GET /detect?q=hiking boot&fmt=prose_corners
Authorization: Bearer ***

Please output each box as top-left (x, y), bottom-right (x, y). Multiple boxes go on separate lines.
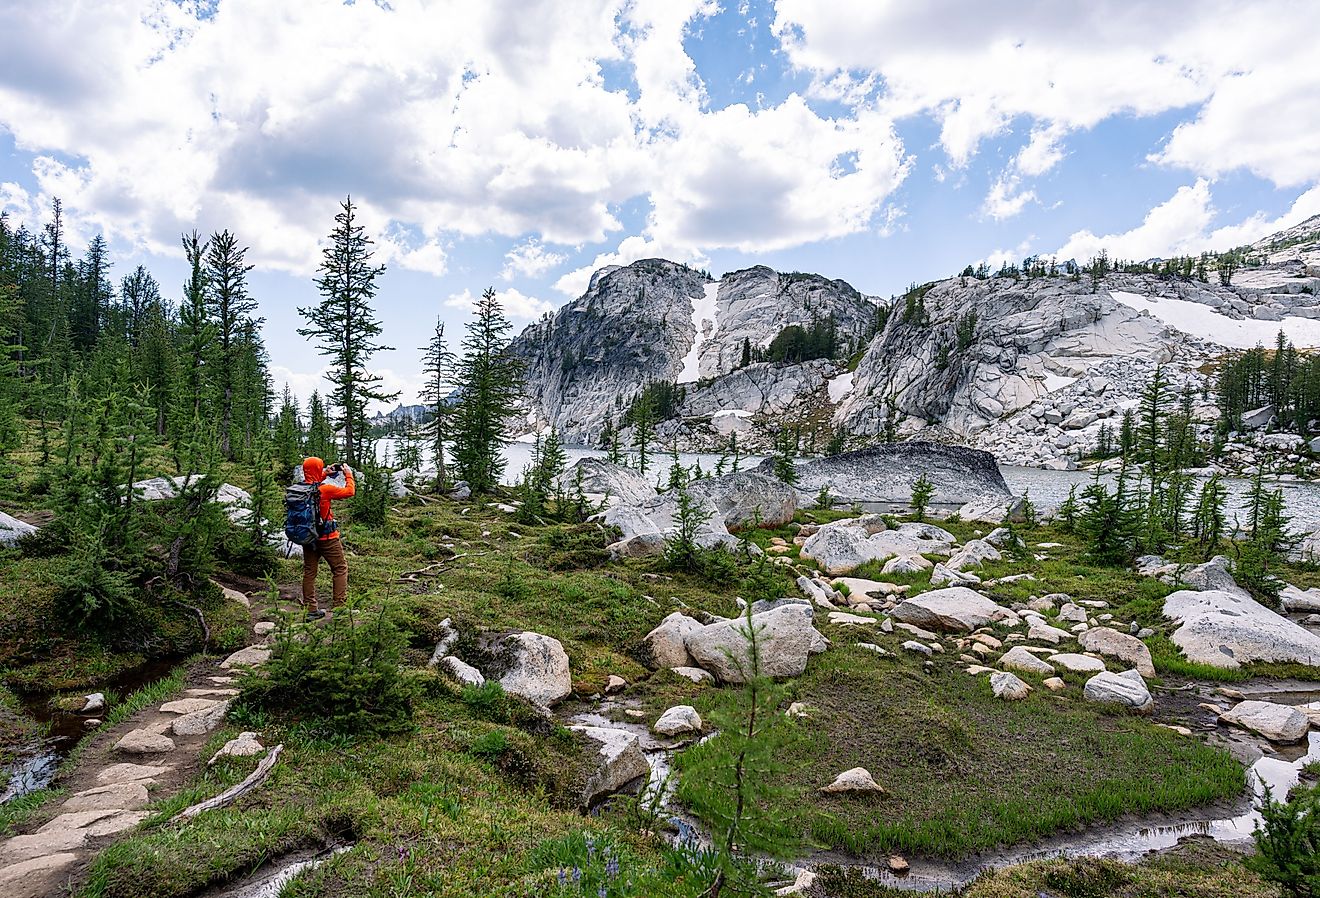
top-left (305, 610), bottom-right (326, 622)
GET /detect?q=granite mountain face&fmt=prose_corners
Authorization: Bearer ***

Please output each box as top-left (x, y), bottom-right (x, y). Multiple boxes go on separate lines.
top-left (512, 216), bottom-right (1320, 464)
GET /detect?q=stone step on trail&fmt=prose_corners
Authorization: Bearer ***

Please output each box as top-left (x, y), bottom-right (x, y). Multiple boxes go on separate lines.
top-left (96, 763), bottom-right (170, 786)
top-left (0, 852), bottom-right (82, 898)
top-left (60, 782), bottom-right (150, 813)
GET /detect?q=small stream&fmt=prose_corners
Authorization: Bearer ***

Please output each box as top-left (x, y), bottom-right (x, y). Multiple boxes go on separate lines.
top-left (565, 687), bottom-right (1320, 893)
top-left (0, 656), bottom-right (181, 803)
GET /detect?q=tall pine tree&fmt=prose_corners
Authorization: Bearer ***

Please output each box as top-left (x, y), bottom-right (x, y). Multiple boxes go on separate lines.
top-left (451, 288), bottom-right (523, 493)
top-left (298, 196), bottom-right (396, 466)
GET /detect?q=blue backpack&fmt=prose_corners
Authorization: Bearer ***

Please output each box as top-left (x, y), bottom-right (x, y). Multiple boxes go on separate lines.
top-left (283, 483), bottom-right (322, 546)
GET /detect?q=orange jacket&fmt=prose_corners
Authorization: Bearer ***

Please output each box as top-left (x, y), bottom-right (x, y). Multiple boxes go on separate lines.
top-left (302, 457), bottom-right (356, 540)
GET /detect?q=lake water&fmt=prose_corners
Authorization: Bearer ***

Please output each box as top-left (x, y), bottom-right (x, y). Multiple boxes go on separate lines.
top-left (379, 440), bottom-right (1320, 536)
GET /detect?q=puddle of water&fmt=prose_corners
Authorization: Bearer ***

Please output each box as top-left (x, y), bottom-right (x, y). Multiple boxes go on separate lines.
top-left (0, 656), bottom-right (183, 803)
top-left (216, 845), bottom-right (352, 898)
top-left (568, 689), bottom-right (1320, 893)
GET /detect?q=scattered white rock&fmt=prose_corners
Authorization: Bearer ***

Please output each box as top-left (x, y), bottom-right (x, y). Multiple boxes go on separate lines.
top-left (571, 726), bottom-right (650, 806)
top-left (498, 631), bottom-right (573, 707)
top-left (653, 705), bottom-right (702, 737)
top-left (1220, 700), bottom-right (1309, 743)
top-left (641, 612), bottom-right (703, 669)
top-left (820, 767), bottom-right (884, 793)
top-left (209, 732), bottom-right (264, 764)
top-left (1049, 653), bottom-right (1107, 675)
top-left (1078, 627), bottom-right (1155, 677)
top-left (990, 671), bottom-right (1031, 701)
top-left (999, 646), bottom-right (1054, 676)
top-left (1163, 589), bottom-right (1320, 669)
top-left (670, 666), bottom-right (715, 685)
top-left (1082, 670), bottom-right (1153, 713)
top-left (891, 587), bottom-right (1009, 633)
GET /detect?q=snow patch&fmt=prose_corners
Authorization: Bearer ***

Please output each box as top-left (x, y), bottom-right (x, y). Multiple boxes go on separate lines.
top-left (1110, 291), bottom-right (1320, 349)
top-left (712, 409), bottom-right (753, 419)
top-left (677, 282), bottom-right (720, 384)
top-left (1042, 373), bottom-right (1076, 393)
top-left (828, 371), bottom-right (855, 403)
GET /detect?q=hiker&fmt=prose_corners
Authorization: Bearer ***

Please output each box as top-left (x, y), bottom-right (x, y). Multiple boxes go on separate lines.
top-left (296, 456), bottom-right (355, 620)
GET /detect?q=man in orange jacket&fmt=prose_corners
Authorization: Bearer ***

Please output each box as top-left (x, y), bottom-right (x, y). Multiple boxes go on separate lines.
top-left (300, 456), bottom-right (355, 620)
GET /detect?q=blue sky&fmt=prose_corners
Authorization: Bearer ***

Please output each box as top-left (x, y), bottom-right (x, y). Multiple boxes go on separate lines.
top-left (1, 0), bottom-right (1318, 406)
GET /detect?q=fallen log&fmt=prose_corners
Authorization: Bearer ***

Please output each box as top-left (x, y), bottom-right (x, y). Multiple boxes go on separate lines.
top-left (170, 744), bottom-right (283, 824)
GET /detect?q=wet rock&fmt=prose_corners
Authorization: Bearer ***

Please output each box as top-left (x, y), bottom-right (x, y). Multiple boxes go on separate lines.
top-left (82, 692), bottom-right (105, 714)
top-left (1078, 626), bottom-right (1155, 677)
top-left (888, 856), bottom-right (910, 874)
top-left (999, 646), bottom-right (1054, 676)
top-left (685, 605), bottom-right (816, 683)
top-left (991, 671), bottom-right (1031, 701)
top-left (498, 631), bottom-right (573, 707)
top-left (653, 705), bottom-right (702, 736)
top-left (1163, 589), bottom-right (1320, 669)
top-left (891, 587), bottom-right (1010, 633)
top-left (1082, 670), bottom-right (1153, 713)
top-left (114, 729), bottom-right (175, 755)
top-left (820, 767), bottom-right (884, 793)
top-left (1220, 700), bottom-right (1309, 743)
top-left (641, 612), bottom-right (703, 669)
top-left (571, 725), bottom-right (649, 806)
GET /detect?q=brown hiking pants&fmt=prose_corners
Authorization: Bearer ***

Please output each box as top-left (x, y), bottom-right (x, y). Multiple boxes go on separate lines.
top-left (302, 536), bottom-right (348, 611)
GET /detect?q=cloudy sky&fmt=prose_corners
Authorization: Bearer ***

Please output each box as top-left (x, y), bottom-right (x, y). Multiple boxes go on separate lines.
top-left (3, 0), bottom-right (1319, 407)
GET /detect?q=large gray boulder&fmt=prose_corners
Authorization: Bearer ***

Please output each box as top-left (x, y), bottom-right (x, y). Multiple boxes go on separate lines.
top-left (600, 492), bottom-right (744, 559)
top-left (498, 631), bottom-right (572, 706)
top-left (891, 587), bottom-right (1011, 633)
top-left (1281, 584), bottom-right (1320, 614)
top-left (685, 470), bottom-right (798, 528)
top-left (1078, 627), bottom-right (1155, 677)
top-left (560, 458), bottom-right (657, 508)
top-left (570, 725), bottom-right (650, 806)
top-left (800, 516), bottom-right (950, 576)
top-left (1083, 670), bottom-right (1154, 713)
top-left (0, 511), bottom-right (37, 548)
top-left (1220, 700), bottom-right (1309, 743)
top-left (1163, 589), bottom-right (1320, 669)
top-left (684, 605), bottom-right (817, 683)
top-left (639, 612), bottom-right (703, 669)
top-left (767, 443), bottom-right (1011, 506)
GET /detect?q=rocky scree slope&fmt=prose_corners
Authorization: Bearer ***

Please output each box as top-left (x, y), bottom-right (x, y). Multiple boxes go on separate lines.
top-left (511, 260), bottom-right (878, 444)
top-left (839, 221), bottom-right (1320, 467)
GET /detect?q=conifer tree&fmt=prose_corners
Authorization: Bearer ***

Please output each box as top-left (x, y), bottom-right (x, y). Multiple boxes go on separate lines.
top-left (177, 230), bottom-right (212, 425)
top-left (419, 317), bottom-right (455, 491)
top-left (305, 390), bottom-right (335, 461)
top-left (273, 385), bottom-right (303, 476)
top-left (205, 229), bottom-right (258, 458)
top-left (298, 196), bottom-right (397, 467)
top-left (451, 287), bottom-right (523, 493)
